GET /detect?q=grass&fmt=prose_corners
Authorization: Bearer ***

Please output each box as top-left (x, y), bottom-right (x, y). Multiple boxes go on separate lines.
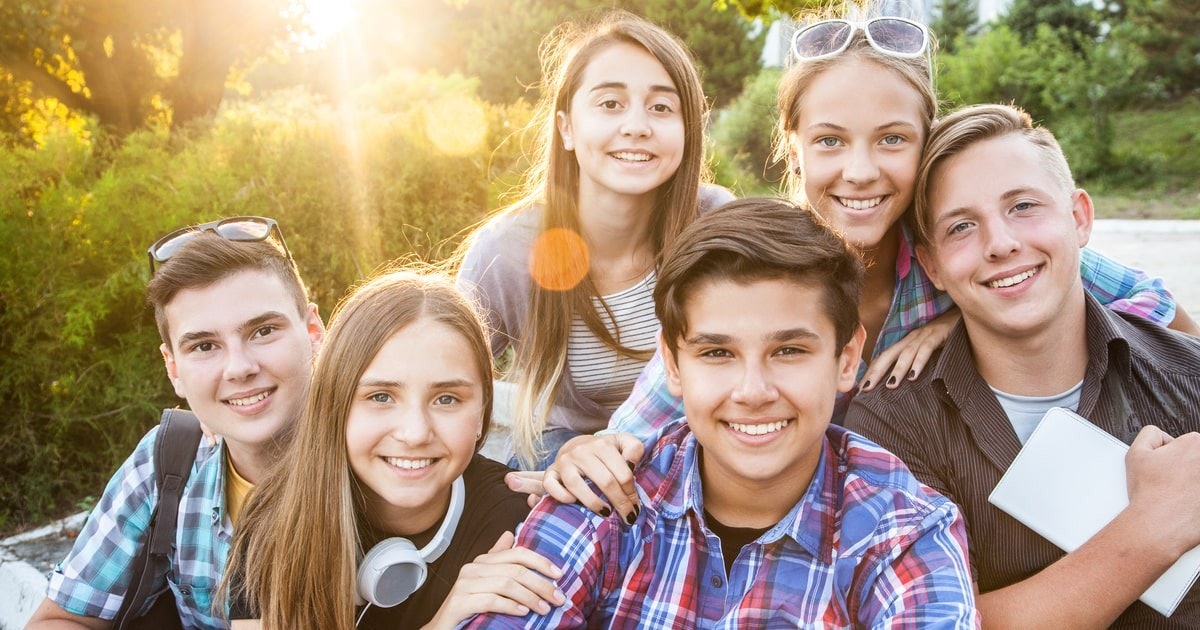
top-left (1089, 95), bottom-right (1200, 219)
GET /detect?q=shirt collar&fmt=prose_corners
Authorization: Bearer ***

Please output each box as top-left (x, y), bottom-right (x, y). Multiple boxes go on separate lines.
top-left (648, 422), bottom-right (837, 558)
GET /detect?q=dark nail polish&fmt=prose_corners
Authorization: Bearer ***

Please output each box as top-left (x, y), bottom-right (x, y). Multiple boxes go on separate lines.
top-left (632, 504), bottom-right (641, 519)
top-left (907, 370), bottom-right (916, 380)
top-left (599, 506), bottom-right (612, 518)
top-left (627, 460), bottom-right (636, 472)
top-left (861, 380), bottom-right (872, 390)
top-left (886, 375), bottom-right (897, 386)
top-left (626, 510), bottom-right (637, 525)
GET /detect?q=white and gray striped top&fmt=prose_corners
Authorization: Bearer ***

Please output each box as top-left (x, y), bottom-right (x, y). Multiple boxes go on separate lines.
top-left (567, 272), bottom-right (659, 414)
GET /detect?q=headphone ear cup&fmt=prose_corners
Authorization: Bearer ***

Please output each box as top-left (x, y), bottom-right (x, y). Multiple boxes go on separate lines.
top-left (357, 537), bottom-right (427, 608)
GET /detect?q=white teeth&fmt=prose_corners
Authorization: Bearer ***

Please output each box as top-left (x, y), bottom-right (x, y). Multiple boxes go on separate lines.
top-left (727, 420), bottom-right (790, 436)
top-left (988, 267), bottom-right (1039, 289)
top-left (837, 196), bottom-right (884, 210)
top-left (385, 457), bottom-right (432, 470)
top-left (613, 151), bottom-right (651, 162)
top-left (227, 391), bottom-right (269, 406)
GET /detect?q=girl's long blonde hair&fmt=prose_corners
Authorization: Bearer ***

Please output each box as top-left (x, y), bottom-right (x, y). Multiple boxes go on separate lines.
top-left (487, 11), bottom-right (710, 468)
top-left (221, 269), bottom-right (494, 629)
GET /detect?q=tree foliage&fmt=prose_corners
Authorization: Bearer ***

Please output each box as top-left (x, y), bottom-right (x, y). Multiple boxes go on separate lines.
top-left (0, 0), bottom-right (294, 140)
top-left (1113, 0), bottom-right (1200, 98)
top-left (931, 0), bottom-right (979, 53)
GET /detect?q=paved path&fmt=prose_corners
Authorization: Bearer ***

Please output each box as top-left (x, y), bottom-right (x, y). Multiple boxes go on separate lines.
top-left (1089, 220), bottom-right (1200, 314)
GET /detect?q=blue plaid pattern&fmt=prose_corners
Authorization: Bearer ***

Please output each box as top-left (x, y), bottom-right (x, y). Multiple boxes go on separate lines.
top-left (47, 425), bottom-right (233, 629)
top-left (468, 421), bottom-right (978, 628)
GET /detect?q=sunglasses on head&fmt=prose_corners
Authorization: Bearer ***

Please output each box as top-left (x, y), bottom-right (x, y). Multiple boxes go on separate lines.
top-left (147, 216), bottom-right (291, 276)
top-left (791, 17), bottom-right (929, 62)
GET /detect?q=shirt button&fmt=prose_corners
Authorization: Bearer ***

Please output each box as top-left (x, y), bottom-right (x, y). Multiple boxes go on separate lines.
top-left (710, 575), bottom-right (723, 588)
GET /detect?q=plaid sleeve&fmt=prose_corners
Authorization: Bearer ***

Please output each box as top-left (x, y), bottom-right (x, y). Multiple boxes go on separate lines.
top-left (854, 498), bottom-right (979, 629)
top-left (46, 427), bottom-right (160, 620)
top-left (464, 498), bottom-right (615, 629)
top-left (1079, 246), bottom-right (1176, 326)
top-left (605, 347), bottom-right (684, 443)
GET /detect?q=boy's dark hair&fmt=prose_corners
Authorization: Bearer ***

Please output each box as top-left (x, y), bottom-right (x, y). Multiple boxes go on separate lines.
top-left (655, 197), bottom-right (863, 357)
top-left (146, 233), bottom-right (310, 348)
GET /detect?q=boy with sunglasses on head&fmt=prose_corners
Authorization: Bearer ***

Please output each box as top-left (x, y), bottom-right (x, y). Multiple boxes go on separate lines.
top-left (846, 104), bottom-right (1200, 627)
top-left (468, 199), bottom-right (979, 628)
top-left (28, 218), bottom-right (324, 629)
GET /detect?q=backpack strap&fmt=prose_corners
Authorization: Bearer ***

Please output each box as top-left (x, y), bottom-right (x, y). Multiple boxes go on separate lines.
top-left (112, 408), bottom-right (204, 628)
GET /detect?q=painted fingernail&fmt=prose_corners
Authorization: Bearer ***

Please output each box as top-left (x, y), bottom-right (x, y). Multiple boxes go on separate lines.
top-left (626, 510), bottom-right (637, 524)
top-left (599, 506), bottom-right (612, 518)
top-left (907, 370), bottom-right (916, 380)
top-left (633, 504), bottom-right (641, 519)
top-left (886, 375), bottom-right (897, 386)
top-left (627, 460), bottom-right (636, 472)
top-left (861, 380), bottom-right (872, 390)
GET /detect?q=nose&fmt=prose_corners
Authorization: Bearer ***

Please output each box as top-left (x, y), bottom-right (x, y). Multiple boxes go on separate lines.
top-left (390, 405), bottom-right (434, 446)
top-left (982, 218), bottom-right (1021, 260)
top-left (730, 359), bottom-right (778, 408)
top-left (842, 145), bottom-right (880, 185)
top-left (620, 107), bottom-right (651, 138)
top-left (222, 341), bottom-right (260, 381)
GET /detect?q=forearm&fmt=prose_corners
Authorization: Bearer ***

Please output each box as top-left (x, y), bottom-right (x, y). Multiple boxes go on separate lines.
top-left (977, 507), bottom-right (1180, 629)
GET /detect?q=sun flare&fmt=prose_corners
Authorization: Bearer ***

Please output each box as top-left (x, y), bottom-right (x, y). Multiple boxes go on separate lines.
top-left (298, 0), bottom-right (359, 46)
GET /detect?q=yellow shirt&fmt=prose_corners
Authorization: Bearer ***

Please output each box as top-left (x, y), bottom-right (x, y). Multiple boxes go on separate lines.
top-left (224, 450), bottom-right (255, 526)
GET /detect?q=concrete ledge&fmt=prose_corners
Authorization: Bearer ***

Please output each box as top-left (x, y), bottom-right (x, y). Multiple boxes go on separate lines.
top-left (0, 512), bottom-right (86, 629)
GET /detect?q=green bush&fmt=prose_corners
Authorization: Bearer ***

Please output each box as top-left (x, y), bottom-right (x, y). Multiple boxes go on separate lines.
top-left (0, 70), bottom-right (532, 533)
top-left (709, 67), bottom-right (784, 196)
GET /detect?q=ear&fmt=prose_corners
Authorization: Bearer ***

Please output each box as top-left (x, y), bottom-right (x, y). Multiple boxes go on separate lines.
top-left (1070, 188), bottom-right (1094, 249)
top-left (556, 111), bottom-right (574, 152)
top-left (161, 342), bottom-right (186, 398)
top-left (303, 303), bottom-right (326, 358)
top-left (837, 325), bottom-right (867, 394)
top-left (786, 133), bottom-right (801, 176)
top-left (915, 242), bottom-right (945, 292)
top-left (659, 332), bottom-right (684, 398)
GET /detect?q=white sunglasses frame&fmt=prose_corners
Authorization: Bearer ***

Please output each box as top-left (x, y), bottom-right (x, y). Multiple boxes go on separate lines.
top-left (790, 17), bottom-right (930, 62)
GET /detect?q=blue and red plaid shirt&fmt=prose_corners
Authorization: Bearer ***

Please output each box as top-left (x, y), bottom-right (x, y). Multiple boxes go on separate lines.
top-left (468, 421), bottom-right (979, 629)
top-left (609, 225), bottom-right (1175, 439)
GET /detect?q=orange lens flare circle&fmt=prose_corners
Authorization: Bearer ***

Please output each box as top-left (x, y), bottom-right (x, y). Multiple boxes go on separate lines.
top-left (529, 228), bottom-right (590, 292)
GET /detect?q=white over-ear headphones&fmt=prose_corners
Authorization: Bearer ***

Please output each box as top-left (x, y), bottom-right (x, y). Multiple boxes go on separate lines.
top-left (356, 475), bottom-right (466, 608)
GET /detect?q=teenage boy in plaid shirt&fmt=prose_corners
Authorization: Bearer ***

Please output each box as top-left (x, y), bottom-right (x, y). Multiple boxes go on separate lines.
top-left (469, 198), bottom-right (978, 628)
top-left (28, 219), bottom-right (323, 629)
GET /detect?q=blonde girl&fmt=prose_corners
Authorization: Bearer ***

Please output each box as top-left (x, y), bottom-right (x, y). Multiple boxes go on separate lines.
top-left (457, 10), bottom-right (733, 470)
top-left (225, 271), bottom-right (560, 629)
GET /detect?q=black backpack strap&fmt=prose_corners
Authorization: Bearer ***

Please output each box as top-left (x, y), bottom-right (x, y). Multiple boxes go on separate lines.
top-left (112, 408), bottom-right (204, 628)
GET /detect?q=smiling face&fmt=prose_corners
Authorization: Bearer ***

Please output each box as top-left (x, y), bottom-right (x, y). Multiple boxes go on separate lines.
top-left (917, 133), bottom-right (1092, 343)
top-left (162, 269), bottom-right (322, 460)
top-left (790, 57), bottom-right (926, 251)
top-left (663, 277), bottom-right (863, 517)
top-left (556, 41), bottom-right (685, 207)
top-left (344, 316), bottom-right (485, 536)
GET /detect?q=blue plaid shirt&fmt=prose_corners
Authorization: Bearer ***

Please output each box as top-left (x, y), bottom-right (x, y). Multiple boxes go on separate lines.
top-left (468, 421), bottom-right (978, 628)
top-left (610, 226), bottom-right (1176, 440)
top-left (47, 425), bottom-right (233, 629)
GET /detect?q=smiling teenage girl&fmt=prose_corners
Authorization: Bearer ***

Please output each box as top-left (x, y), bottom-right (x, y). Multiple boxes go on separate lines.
top-left (224, 271), bottom-right (560, 629)
top-left (457, 11), bottom-right (732, 470)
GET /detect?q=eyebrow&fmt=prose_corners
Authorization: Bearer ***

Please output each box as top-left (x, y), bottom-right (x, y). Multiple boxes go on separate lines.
top-left (356, 378), bottom-right (476, 390)
top-left (174, 311), bottom-right (290, 348)
top-left (805, 121), bottom-right (919, 134)
top-left (589, 81), bottom-right (679, 95)
top-left (684, 328), bottom-right (820, 346)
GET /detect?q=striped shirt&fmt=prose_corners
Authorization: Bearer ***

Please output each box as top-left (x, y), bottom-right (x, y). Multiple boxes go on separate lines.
top-left (845, 293), bottom-right (1200, 627)
top-left (467, 421), bottom-right (980, 629)
top-left (568, 272), bottom-right (658, 413)
top-left (608, 225), bottom-right (1176, 441)
top-left (47, 426), bottom-right (232, 628)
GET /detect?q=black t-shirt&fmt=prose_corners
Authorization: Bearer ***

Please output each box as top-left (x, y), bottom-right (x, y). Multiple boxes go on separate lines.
top-left (230, 454), bottom-right (530, 628)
